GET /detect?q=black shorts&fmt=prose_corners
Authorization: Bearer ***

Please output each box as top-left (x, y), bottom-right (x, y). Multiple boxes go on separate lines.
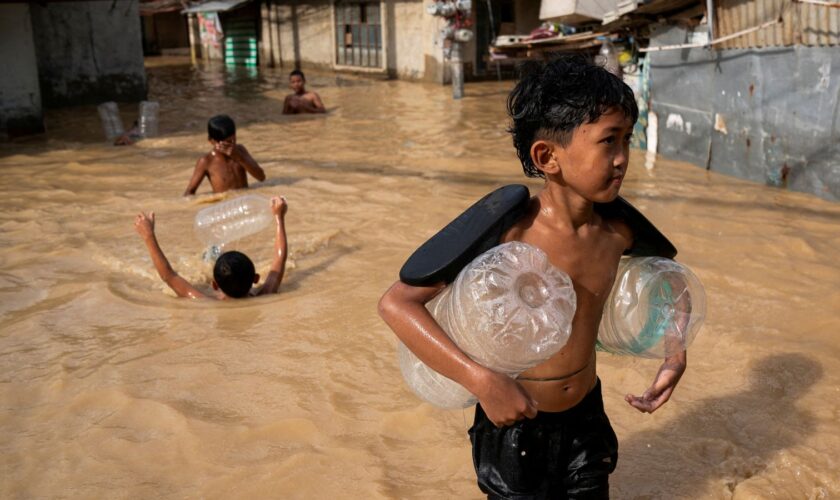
top-left (468, 380), bottom-right (618, 499)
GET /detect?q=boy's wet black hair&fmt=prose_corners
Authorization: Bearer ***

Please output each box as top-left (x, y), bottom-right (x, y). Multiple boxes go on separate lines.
top-left (213, 250), bottom-right (255, 298)
top-left (207, 114), bottom-right (236, 142)
top-left (289, 69), bottom-right (305, 81)
top-left (507, 55), bottom-right (639, 178)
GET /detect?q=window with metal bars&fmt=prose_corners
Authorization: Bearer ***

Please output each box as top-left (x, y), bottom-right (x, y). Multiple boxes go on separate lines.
top-left (335, 1), bottom-right (382, 68)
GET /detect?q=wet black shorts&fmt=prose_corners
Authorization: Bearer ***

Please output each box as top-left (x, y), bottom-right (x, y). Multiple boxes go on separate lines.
top-left (468, 380), bottom-right (618, 499)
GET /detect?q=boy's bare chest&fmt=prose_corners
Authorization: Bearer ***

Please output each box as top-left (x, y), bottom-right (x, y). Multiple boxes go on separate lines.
top-left (504, 223), bottom-right (624, 301)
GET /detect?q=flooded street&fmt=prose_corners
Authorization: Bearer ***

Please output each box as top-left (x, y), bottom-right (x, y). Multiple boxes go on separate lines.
top-left (1, 58), bottom-right (839, 498)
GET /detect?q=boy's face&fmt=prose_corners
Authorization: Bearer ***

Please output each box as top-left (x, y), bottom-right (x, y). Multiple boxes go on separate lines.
top-left (546, 108), bottom-right (634, 203)
top-left (290, 75), bottom-right (305, 94)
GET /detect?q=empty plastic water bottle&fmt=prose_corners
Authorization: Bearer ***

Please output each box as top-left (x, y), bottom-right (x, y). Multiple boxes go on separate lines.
top-left (97, 102), bottom-right (125, 141)
top-left (194, 194), bottom-right (273, 248)
top-left (596, 38), bottom-right (622, 77)
top-left (597, 257), bottom-right (706, 358)
top-left (398, 241), bottom-right (577, 409)
top-left (138, 101), bottom-right (159, 137)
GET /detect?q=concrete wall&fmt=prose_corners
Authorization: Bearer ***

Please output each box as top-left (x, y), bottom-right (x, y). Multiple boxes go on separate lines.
top-left (0, 4), bottom-right (44, 138)
top-left (261, 0), bottom-right (449, 82)
top-left (30, 1), bottom-right (147, 106)
top-left (649, 25), bottom-right (840, 201)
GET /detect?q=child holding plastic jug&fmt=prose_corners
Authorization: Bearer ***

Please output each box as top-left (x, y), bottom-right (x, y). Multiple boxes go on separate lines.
top-left (134, 196), bottom-right (288, 299)
top-left (183, 115), bottom-right (266, 196)
top-left (379, 56), bottom-right (689, 498)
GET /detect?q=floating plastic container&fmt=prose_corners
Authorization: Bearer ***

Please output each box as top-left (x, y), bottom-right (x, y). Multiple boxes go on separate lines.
top-left (138, 101), bottom-right (160, 137)
top-left (194, 194), bottom-right (273, 248)
top-left (597, 257), bottom-right (706, 358)
top-left (97, 101), bottom-right (125, 141)
top-left (399, 241), bottom-right (577, 409)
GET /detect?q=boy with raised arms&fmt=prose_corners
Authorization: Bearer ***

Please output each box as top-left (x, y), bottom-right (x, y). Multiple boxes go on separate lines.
top-left (184, 114), bottom-right (266, 196)
top-left (134, 196), bottom-right (288, 299)
top-left (378, 56), bottom-right (687, 497)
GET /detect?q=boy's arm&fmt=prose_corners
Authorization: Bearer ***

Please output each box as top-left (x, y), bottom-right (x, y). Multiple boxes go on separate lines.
top-left (134, 212), bottom-right (206, 299)
top-left (183, 157), bottom-right (208, 196)
top-left (623, 225), bottom-right (689, 413)
top-left (308, 92), bottom-right (326, 113)
top-left (231, 144), bottom-right (266, 182)
top-left (379, 281), bottom-right (538, 427)
top-left (256, 197), bottom-right (288, 295)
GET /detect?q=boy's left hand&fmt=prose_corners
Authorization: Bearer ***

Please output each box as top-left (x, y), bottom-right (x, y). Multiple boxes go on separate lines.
top-left (625, 351), bottom-right (686, 413)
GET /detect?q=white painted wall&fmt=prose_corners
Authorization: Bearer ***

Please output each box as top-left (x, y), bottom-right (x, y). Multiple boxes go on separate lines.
top-left (264, 0), bottom-right (451, 82)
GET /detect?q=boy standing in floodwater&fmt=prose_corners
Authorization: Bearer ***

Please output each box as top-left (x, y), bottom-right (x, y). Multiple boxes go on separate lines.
top-left (379, 56), bottom-right (687, 498)
top-left (134, 196), bottom-right (289, 299)
top-left (282, 70), bottom-right (326, 114)
top-left (183, 115), bottom-right (266, 196)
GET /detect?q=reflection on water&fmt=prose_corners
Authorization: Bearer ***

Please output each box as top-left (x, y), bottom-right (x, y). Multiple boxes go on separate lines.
top-left (1, 58), bottom-right (839, 498)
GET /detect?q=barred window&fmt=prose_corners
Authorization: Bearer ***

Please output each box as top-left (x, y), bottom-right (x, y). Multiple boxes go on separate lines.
top-left (335, 1), bottom-right (382, 68)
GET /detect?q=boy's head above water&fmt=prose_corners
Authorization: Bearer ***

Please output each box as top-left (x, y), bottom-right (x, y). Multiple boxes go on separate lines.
top-left (289, 69), bottom-right (306, 94)
top-left (208, 114), bottom-right (236, 144)
top-left (507, 55), bottom-right (638, 194)
top-left (213, 250), bottom-right (259, 298)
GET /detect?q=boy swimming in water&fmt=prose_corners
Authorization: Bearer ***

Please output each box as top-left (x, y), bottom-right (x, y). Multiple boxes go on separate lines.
top-left (282, 70), bottom-right (326, 114)
top-left (378, 56), bottom-right (687, 498)
top-left (183, 115), bottom-right (266, 196)
top-left (134, 196), bottom-right (289, 299)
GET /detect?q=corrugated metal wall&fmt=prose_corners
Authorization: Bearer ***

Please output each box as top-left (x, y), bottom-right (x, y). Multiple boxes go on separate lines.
top-left (715, 0), bottom-right (840, 48)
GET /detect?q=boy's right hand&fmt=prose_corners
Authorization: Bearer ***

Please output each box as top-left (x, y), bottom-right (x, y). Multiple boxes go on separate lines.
top-left (270, 196), bottom-right (288, 218)
top-left (134, 212), bottom-right (156, 239)
top-left (474, 369), bottom-right (539, 427)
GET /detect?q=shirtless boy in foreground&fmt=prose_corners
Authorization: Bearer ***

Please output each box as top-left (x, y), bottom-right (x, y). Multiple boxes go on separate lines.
top-left (282, 70), bottom-right (325, 114)
top-left (183, 114), bottom-right (266, 196)
top-left (134, 196), bottom-right (288, 299)
top-left (378, 56), bottom-right (687, 498)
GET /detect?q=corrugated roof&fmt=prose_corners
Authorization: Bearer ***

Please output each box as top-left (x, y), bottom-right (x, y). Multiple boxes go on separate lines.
top-left (715, 0), bottom-right (840, 47)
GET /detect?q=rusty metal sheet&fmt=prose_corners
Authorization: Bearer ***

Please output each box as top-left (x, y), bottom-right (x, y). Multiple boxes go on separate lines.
top-left (715, 0), bottom-right (840, 47)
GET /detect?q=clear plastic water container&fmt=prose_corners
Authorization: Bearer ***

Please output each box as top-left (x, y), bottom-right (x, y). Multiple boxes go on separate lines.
top-left (399, 241), bottom-right (577, 409)
top-left (194, 194), bottom-right (273, 248)
top-left (597, 257), bottom-right (706, 358)
top-left (138, 101), bottom-right (160, 137)
top-left (97, 101), bottom-right (125, 141)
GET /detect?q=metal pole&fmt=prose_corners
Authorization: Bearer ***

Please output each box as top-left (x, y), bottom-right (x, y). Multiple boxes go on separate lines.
top-left (451, 41), bottom-right (464, 99)
top-left (705, 0), bottom-right (715, 45)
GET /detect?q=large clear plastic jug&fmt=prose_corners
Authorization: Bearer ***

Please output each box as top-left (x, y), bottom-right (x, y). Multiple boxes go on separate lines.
top-left (398, 241), bottom-right (577, 409)
top-left (194, 194), bottom-right (273, 248)
top-left (138, 101), bottom-right (159, 137)
top-left (97, 102), bottom-right (125, 141)
top-left (597, 257), bottom-right (706, 358)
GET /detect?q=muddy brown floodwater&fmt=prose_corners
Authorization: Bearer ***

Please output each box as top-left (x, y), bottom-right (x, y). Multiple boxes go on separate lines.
top-left (1, 57), bottom-right (839, 499)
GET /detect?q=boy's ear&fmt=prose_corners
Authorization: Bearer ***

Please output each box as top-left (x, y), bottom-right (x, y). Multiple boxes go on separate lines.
top-left (530, 140), bottom-right (561, 176)
top-left (212, 280), bottom-right (219, 290)
top-left (253, 273), bottom-right (260, 284)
